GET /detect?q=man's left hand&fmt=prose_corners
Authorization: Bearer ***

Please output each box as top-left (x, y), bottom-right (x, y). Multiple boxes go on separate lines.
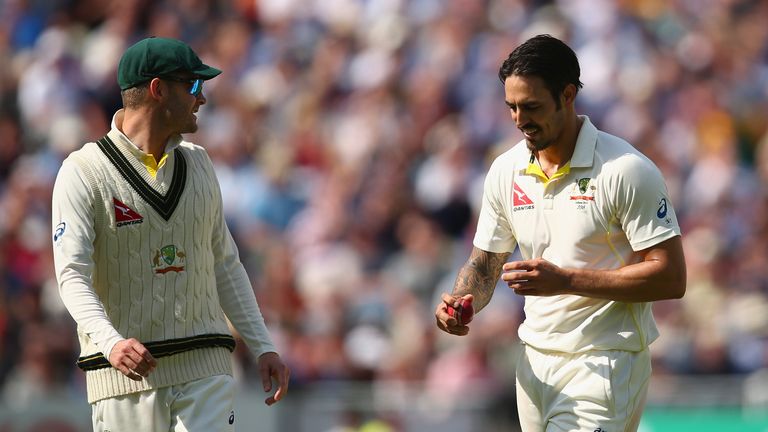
top-left (502, 258), bottom-right (570, 296)
top-left (258, 352), bottom-right (290, 406)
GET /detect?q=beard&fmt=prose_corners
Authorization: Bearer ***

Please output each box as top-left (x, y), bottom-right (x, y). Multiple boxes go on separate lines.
top-left (522, 126), bottom-right (551, 152)
top-left (181, 120), bottom-right (198, 134)
top-left (173, 111), bottom-right (199, 135)
top-left (525, 137), bottom-right (551, 152)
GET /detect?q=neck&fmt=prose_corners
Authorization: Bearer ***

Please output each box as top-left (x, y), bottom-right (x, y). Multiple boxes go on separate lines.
top-left (535, 113), bottom-right (583, 175)
top-left (118, 108), bottom-right (173, 162)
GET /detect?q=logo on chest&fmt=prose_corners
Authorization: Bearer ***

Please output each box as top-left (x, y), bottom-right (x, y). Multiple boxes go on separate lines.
top-left (512, 183), bottom-right (535, 212)
top-left (114, 198), bottom-right (144, 227)
top-left (152, 244), bottom-right (186, 274)
top-left (570, 178), bottom-right (596, 205)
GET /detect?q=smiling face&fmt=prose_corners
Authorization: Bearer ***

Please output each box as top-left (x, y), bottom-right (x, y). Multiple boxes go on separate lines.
top-left (504, 74), bottom-right (571, 152)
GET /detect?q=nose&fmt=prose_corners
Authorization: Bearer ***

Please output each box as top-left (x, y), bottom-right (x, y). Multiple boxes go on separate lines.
top-left (196, 92), bottom-right (206, 105)
top-left (514, 109), bottom-right (528, 129)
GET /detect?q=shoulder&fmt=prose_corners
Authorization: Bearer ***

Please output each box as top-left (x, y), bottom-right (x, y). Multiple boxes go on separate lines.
top-left (595, 131), bottom-right (661, 182)
top-left (58, 142), bottom-right (103, 174)
top-left (488, 139), bottom-right (528, 175)
top-left (53, 143), bottom-right (105, 200)
top-left (64, 141), bottom-right (100, 161)
top-left (177, 140), bottom-right (207, 156)
top-left (176, 140), bottom-right (220, 186)
top-left (176, 140), bottom-right (214, 166)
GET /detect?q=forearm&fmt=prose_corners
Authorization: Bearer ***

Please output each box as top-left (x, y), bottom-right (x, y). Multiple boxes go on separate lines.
top-left (569, 235), bottom-right (686, 302)
top-left (58, 272), bottom-right (124, 356)
top-left (452, 248), bottom-right (510, 313)
top-left (217, 266), bottom-right (277, 358)
top-left (567, 259), bottom-right (685, 302)
top-left (214, 231), bottom-right (276, 357)
top-left (504, 236), bottom-right (686, 302)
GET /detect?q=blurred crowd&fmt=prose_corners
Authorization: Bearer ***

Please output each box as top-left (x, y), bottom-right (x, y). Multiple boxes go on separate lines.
top-left (1, 0), bottom-right (768, 427)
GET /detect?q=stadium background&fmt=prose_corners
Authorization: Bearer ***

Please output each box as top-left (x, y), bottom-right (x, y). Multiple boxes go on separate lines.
top-left (1, 0), bottom-right (768, 430)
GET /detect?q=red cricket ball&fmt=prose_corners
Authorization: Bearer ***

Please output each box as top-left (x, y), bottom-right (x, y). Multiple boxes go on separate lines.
top-left (447, 297), bottom-right (474, 326)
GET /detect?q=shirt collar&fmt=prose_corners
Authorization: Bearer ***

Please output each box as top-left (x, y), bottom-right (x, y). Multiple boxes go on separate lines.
top-left (522, 115), bottom-right (597, 169)
top-left (525, 154), bottom-right (571, 184)
top-left (569, 115), bottom-right (597, 168)
top-left (521, 115), bottom-right (596, 183)
top-left (106, 109), bottom-right (182, 159)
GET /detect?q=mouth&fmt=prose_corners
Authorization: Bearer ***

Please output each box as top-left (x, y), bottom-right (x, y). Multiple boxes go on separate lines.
top-left (521, 127), bottom-right (539, 140)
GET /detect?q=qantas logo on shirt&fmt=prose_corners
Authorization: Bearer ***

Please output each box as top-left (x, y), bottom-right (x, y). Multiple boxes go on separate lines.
top-left (114, 198), bottom-right (144, 227)
top-left (512, 183), bottom-right (534, 211)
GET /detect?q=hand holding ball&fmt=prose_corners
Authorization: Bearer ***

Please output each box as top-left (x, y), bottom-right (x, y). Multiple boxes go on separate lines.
top-left (447, 297), bottom-right (474, 326)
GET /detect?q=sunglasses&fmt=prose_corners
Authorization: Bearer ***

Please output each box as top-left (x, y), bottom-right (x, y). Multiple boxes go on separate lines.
top-left (160, 76), bottom-right (204, 97)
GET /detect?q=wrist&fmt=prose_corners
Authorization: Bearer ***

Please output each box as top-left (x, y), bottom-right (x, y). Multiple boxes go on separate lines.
top-left (102, 336), bottom-right (126, 362)
top-left (562, 268), bottom-right (576, 295)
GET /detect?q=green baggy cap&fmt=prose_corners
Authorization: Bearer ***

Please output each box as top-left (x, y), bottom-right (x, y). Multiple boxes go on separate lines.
top-left (117, 37), bottom-right (222, 90)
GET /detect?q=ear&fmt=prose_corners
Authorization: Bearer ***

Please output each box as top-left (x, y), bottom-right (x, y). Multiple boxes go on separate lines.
top-left (562, 83), bottom-right (577, 106)
top-left (147, 78), bottom-right (165, 101)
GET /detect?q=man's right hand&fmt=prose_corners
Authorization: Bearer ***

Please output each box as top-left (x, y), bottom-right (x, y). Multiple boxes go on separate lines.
top-left (434, 293), bottom-right (474, 336)
top-left (109, 338), bottom-right (157, 381)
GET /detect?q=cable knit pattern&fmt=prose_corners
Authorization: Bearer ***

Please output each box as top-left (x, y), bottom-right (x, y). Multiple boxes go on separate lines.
top-left (190, 171), bottom-right (206, 334)
top-left (67, 134), bottom-right (234, 403)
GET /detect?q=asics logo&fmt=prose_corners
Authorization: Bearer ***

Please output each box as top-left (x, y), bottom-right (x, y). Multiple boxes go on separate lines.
top-left (657, 198), bottom-right (667, 219)
top-left (53, 222), bottom-right (66, 242)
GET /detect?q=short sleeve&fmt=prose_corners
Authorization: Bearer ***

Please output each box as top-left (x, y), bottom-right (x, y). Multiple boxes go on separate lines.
top-left (473, 158), bottom-right (517, 253)
top-left (609, 154), bottom-right (681, 251)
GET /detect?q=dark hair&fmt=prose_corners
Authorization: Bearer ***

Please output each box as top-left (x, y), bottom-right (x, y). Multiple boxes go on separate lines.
top-left (499, 34), bottom-right (583, 107)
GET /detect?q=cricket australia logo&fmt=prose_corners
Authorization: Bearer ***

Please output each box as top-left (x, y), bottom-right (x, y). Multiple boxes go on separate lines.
top-left (570, 177), bottom-right (596, 204)
top-left (512, 182), bottom-right (534, 212)
top-left (578, 178), bottom-right (590, 194)
top-left (152, 244), bottom-right (186, 274)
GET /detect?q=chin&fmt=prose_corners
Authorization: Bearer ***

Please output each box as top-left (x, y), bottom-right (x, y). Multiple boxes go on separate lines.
top-left (527, 139), bottom-right (551, 152)
top-left (182, 123), bottom-right (199, 134)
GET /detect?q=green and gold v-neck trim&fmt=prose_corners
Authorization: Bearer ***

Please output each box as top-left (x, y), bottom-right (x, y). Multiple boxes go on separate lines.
top-left (96, 135), bottom-right (187, 221)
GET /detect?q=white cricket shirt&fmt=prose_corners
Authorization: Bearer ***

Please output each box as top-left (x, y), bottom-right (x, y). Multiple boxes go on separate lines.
top-left (474, 116), bottom-right (681, 353)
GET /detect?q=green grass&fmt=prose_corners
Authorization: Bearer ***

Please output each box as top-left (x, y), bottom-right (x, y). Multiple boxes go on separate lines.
top-left (641, 407), bottom-right (768, 432)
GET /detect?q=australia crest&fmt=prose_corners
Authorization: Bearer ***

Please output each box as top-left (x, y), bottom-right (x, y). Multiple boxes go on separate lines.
top-left (152, 244), bottom-right (186, 274)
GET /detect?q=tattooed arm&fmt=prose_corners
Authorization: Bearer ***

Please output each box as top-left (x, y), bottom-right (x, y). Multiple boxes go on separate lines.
top-left (435, 247), bottom-right (510, 335)
top-left (452, 247), bottom-right (510, 312)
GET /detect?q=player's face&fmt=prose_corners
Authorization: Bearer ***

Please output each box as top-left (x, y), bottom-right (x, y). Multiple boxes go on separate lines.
top-left (163, 76), bottom-right (206, 134)
top-left (504, 74), bottom-right (567, 152)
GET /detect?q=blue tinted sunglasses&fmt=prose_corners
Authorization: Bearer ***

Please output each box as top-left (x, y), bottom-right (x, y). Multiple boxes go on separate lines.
top-left (160, 76), bottom-right (204, 97)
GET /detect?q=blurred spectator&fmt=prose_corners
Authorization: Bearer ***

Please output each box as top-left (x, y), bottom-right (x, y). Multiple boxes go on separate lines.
top-left (1, 0), bottom-right (768, 427)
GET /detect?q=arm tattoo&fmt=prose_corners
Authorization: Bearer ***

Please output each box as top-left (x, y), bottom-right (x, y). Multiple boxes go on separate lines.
top-left (452, 247), bottom-right (510, 313)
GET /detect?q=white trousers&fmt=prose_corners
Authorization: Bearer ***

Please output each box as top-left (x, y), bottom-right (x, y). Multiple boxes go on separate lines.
top-left (92, 374), bottom-right (235, 432)
top-left (516, 344), bottom-right (650, 432)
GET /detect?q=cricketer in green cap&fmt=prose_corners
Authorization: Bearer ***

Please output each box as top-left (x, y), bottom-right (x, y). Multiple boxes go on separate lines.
top-left (117, 37), bottom-right (222, 91)
top-left (51, 34), bottom-right (290, 431)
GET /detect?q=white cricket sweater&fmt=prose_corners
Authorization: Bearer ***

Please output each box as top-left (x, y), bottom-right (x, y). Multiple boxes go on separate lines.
top-left (52, 114), bottom-right (276, 403)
